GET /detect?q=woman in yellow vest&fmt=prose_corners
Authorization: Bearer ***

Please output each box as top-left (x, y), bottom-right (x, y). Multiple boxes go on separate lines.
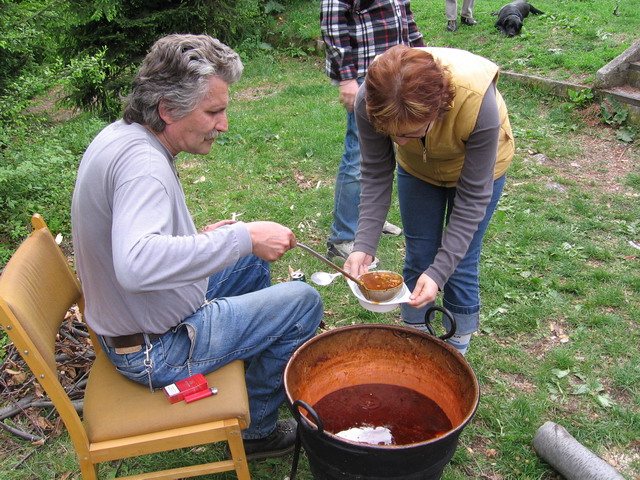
top-left (345, 44), bottom-right (514, 354)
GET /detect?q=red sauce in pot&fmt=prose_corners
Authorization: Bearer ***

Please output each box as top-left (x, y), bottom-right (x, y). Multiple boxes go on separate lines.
top-left (312, 383), bottom-right (452, 445)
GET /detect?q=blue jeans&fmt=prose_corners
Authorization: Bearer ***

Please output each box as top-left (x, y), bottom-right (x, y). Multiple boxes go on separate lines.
top-left (398, 166), bottom-right (506, 335)
top-left (99, 255), bottom-right (323, 439)
top-left (329, 78), bottom-right (364, 246)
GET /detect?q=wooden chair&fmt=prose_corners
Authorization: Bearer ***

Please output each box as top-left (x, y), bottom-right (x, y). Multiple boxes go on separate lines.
top-left (0, 214), bottom-right (251, 480)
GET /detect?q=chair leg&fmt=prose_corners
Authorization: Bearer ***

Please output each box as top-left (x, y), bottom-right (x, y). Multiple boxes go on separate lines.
top-left (78, 457), bottom-right (99, 480)
top-left (225, 421), bottom-right (251, 480)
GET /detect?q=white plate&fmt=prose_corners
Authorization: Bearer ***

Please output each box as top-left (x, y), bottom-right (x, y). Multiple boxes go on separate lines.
top-left (347, 278), bottom-right (411, 313)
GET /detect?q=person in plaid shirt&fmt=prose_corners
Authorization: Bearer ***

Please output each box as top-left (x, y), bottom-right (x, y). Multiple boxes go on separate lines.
top-left (320, 0), bottom-right (424, 263)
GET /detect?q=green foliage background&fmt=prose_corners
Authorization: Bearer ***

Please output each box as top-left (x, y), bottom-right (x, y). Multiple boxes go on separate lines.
top-left (0, 0), bottom-right (303, 262)
top-left (56, 0), bottom-right (268, 117)
top-left (0, 0), bottom-right (299, 125)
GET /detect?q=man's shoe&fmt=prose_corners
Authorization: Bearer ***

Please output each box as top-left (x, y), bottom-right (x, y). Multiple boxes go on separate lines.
top-left (327, 241), bottom-right (379, 268)
top-left (382, 221), bottom-right (402, 236)
top-left (447, 20), bottom-right (458, 32)
top-left (327, 241), bottom-right (354, 262)
top-left (243, 418), bottom-right (297, 461)
top-left (461, 16), bottom-right (478, 26)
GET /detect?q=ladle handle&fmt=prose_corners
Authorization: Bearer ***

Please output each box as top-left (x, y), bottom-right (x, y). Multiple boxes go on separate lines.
top-left (296, 242), bottom-right (363, 286)
top-left (423, 306), bottom-right (457, 340)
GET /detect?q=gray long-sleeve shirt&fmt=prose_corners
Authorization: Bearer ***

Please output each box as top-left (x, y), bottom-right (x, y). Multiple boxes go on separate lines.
top-left (353, 83), bottom-right (500, 289)
top-left (71, 120), bottom-right (252, 336)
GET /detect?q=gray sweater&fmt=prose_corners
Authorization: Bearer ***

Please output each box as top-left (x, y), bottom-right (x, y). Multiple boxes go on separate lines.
top-left (71, 120), bottom-right (252, 336)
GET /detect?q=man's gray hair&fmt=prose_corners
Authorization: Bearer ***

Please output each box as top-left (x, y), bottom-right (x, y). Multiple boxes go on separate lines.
top-left (123, 34), bottom-right (243, 132)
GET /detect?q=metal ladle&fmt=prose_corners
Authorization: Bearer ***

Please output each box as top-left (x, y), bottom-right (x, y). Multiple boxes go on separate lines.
top-left (296, 243), bottom-right (401, 301)
top-left (296, 242), bottom-right (364, 287)
top-left (311, 256), bottom-right (380, 286)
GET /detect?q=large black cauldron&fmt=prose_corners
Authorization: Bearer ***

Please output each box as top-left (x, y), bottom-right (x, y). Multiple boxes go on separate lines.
top-left (284, 314), bottom-right (479, 480)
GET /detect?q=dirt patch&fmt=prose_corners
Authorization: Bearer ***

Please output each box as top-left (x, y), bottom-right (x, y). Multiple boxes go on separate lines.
top-left (24, 86), bottom-right (78, 122)
top-left (603, 444), bottom-right (640, 480)
top-left (524, 124), bottom-right (638, 197)
top-left (233, 85), bottom-right (280, 102)
top-left (570, 106), bottom-right (637, 194)
top-left (574, 132), bottom-right (637, 194)
top-left (292, 168), bottom-right (320, 190)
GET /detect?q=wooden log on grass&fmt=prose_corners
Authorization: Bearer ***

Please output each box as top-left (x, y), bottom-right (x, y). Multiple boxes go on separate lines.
top-left (533, 421), bottom-right (625, 480)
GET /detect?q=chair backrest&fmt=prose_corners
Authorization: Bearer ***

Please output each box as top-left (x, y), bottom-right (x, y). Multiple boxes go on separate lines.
top-left (0, 214), bottom-right (89, 446)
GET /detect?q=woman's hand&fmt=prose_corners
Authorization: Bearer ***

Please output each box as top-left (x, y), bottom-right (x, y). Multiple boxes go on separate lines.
top-left (344, 251), bottom-right (375, 277)
top-left (407, 273), bottom-right (439, 309)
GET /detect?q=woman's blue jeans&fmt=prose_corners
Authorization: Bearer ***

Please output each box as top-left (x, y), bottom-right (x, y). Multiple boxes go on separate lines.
top-left (398, 166), bottom-right (506, 335)
top-left (99, 255), bottom-right (324, 439)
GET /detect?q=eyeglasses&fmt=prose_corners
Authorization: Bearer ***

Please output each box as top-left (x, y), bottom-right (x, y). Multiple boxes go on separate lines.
top-left (391, 121), bottom-right (433, 139)
top-left (393, 132), bottom-right (426, 139)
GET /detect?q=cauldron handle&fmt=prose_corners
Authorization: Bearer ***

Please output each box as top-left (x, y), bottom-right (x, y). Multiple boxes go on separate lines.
top-left (291, 399), bottom-right (324, 435)
top-left (424, 306), bottom-right (457, 340)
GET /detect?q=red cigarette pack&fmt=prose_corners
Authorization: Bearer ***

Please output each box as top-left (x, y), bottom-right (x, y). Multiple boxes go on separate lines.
top-left (163, 373), bottom-right (208, 404)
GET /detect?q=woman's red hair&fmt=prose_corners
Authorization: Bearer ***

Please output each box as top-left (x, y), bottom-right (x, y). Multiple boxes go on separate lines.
top-left (365, 45), bottom-right (454, 135)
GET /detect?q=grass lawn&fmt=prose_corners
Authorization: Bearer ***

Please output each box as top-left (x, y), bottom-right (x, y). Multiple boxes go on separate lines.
top-left (283, 0), bottom-right (640, 85)
top-left (1, 1), bottom-right (639, 479)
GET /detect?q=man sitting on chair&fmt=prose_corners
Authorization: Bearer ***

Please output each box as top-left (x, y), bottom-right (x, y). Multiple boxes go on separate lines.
top-left (71, 34), bottom-right (323, 460)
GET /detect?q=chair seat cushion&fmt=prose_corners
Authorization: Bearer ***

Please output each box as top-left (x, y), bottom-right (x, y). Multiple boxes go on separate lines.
top-left (83, 354), bottom-right (250, 443)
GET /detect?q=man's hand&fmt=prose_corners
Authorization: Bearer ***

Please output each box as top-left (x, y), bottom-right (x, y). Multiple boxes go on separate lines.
top-left (338, 79), bottom-right (359, 112)
top-left (246, 221), bottom-right (296, 262)
top-left (407, 273), bottom-right (439, 309)
top-left (201, 219), bottom-right (236, 233)
top-left (344, 250), bottom-right (376, 277)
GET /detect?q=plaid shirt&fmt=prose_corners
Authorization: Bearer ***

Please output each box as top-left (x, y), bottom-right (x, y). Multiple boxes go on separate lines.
top-left (320, 0), bottom-right (424, 82)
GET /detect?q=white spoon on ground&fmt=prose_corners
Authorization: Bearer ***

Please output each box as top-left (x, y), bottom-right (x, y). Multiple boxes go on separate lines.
top-left (310, 271), bottom-right (342, 286)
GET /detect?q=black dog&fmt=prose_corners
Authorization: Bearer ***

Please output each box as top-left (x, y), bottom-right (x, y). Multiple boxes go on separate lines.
top-left (492, 0), bottom-right (544, 37)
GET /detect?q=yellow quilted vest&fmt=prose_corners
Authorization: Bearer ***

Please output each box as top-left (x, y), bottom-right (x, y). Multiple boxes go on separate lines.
top-left (394, 47), bottom-right (514, 187)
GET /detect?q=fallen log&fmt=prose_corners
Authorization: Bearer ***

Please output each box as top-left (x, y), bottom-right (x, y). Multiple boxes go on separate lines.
top-left (0, 420), bottom-right (43, 442)
top-left (533, 421), bottom-right (625, 480)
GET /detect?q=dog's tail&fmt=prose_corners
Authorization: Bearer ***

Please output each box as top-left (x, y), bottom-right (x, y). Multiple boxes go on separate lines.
top-left (490, 11), bottom-right (499, 16)
top-left (529, 5), bottom-right (544, 15)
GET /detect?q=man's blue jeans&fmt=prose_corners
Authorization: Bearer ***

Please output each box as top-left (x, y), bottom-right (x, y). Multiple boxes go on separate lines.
top-left (329, 78), bottom-right (364, 246)
top-left (398, 166), bottom-right (506, 335)
top-left (99, 255), bottom-right (323, 439)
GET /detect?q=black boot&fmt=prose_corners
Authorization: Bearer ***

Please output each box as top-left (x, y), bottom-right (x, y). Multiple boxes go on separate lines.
top-left (242, 418), bottom-right (297, 460)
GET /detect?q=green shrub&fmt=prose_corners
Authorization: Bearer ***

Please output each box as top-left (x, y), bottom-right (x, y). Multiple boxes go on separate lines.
top-left (0, 0), bottom-right (59, 92)
top-left (0, 114), bottom-right (106, 264)
top-left (567, 88), bottom-right (594, 108)
top-left (58, 47), bottom-right (128, 119)
top-left (55, 0), bottom-right (268, 119)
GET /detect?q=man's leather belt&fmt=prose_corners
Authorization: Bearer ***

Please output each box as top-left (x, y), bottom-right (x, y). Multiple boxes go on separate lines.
top-left (102, 332), bottom-right (164, 348)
